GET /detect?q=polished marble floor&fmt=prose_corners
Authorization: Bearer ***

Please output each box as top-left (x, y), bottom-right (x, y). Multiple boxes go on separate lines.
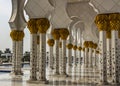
top-left (0, 65), bottom-right (99, 86)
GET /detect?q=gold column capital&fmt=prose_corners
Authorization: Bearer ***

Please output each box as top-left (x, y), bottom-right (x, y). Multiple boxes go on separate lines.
top-left (47, 39), bottom-right (55, 47)
top-left (84, 41), bottom-right (89, 48)
top-left (94, 14), bottom-right (109, 31)
top-left (27, 19), bottom-right (38, 34)
top-left (88, 41), bottom-right (93, 48)
top-left (82, 47), bottom-right (85, 51)
top-left (78, 46), bottom-right (82, 51)
top-left (96, 50), bottom-right (99, 54)
top-left (59, 28), bottom-right (69, 40)
top-left (10, 30), bottom-right (24, 41)
top-left (109, 13), bottom-right (120, 31)
top-left (73, 45), bottom-right (77, 50)
top-left (106, 30), bottom-right (111, 39)
top-left (93, 43), bottom-right (98, 49)
top-left (51, 29), bottom-right (60, 40)
top-left (37, 18), bottom-right (50, 33)
top-left (59, 42), bottom-right (62, 48)
top-left (66, 43), bottom-right (73, 49)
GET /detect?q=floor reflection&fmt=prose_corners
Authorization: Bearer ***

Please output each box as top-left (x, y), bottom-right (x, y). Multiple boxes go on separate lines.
top-left (0, 67), bottom-right (98, 86)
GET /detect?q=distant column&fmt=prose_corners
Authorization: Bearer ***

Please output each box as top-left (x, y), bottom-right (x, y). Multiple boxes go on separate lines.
top-left (84, 41), bottom-right (89, 68)
top-left (88, 41), bottom-right (93, 68)
top-left (93, 43), bottom-right (97, 68)
top-left (47, 39), bottom-right (55, 70)
top-left (52, 29), bottom-right (60, 75)
top-left (78, 46), bottom-right (82, 66)
top-left (82, 47), bottom-right (85, 66)
top-left (59, 28), bottom-right (69, 76)
top-left (59, 41), bottom-right (62, 74)
top-left (73, 45), bottom-right (78, 67)
top-left (66, 43), bottom-right (73, 75)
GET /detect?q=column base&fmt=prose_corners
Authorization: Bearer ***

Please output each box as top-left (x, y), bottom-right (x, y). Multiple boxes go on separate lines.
top-left (37, 80), bottom-right (49, 84)
top-left (48, 68), bottom-right (54, 76)
top-left (97, 82), bottom-right (110, 86)
top-left (59, 74), bottom-right (69, 77)
top-left (10, 71), bottom-right (23, 76)
top-left (111, 83), bottom-right (120, 86)
top-left (27, 79), bottom-right (39, 84)
top-left (11, 74), bottom-right (22, 81)
top-left (67, 66), bottom-right (72, 75)
top-left (52, 73), bottom-right (60, 77)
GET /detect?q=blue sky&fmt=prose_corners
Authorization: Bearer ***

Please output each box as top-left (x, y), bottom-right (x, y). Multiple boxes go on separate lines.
top-left (0, 0), bottom-right (30, 52)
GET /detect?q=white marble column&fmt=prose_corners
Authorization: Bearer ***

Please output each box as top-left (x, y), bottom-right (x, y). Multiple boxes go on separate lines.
top-left (52, 29), bottom-right (61, 76)
top-left (118, 31), bottom-right (120, 83)
top-left (37, 35), bottom-right (40, 71)
top-left (67, 48), bottom-right (72, 75)
top-left (54, 40), bottom-right (60, 75)
top-left (59, 42), bottom-right (62, 74)
top-left (111, 30), bottom-right (119, 84)
top-left (47, 39), bottom-right (54, 73)
top-left (77, 46), bottom-right (82, 80)
top-left (73, 46), bottom-right (77, 67)
top-left (59, 29), bottom-right (69, 76)
top-left (10, 30), bottom-right (24, 76)
top-left (99, 31), bottom-right (108, 84)
top-left (37, 18), bottom-right (50, 83)
top-left (106, 38), bottom-right (112, 81)
top-left (109, 13), bottom-right (120, 85)
top-left (93, 49), bottom-right (97, 67)
top-left (16, 41), bottom-right (23, 75)
top-left (49, 46), bottom-right (54, 69)
top-left (38, 34), bottom-right (47, 81)
top-left (27, 19), bottom-right (38, 82)
top-left (84, 48), bottom-right (88, 68)
top-left (78, 48), bottom-right (82, 66)
top-left (82, 48), bottom-right (85, 66)
top-left (61, 40), bottom-right (67, 75)
top-left (29, 34), bottom-right (37, 81)
top-left (95, 14), bottom-right (109, 85)
top-left (88, 47), bottom-right (93, 68)
top-left (11, 41), bottom-right (17, 74)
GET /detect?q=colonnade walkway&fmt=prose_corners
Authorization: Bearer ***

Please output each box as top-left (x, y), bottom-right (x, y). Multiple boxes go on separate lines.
top-left (0, 65), bottom-right (99, 86)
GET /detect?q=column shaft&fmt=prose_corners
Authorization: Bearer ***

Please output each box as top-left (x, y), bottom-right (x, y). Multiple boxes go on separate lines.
top-left (106, 38), bottom-right (112, 79)
top-left (49, 46), bottom-right (54, 69)
top-left (111, 31), bottom-right (119, 84)
top-left (99, 31), bottom-right (107, 84)
top-left (37, 44), bottom-right (39, 71)
top-left (61, 40), bottom-right (67, 75)
top-left (38, 34), bottom-right (46, 81)
top-left (73, 50), bottom-right (77, 66)
top-left (67, 49), bottom-right (72, 75)
top-left (30, 34), bottom-right (37, 80)
top-left (16, 41), bottom-right (23, 75)
top-left (54, 40), bottom-right (60, 74)
top-left (93, 49), bottom-right (97, 67)
top-left (89, 48), bottom-right (93, 68)
top-left (85, 48), bottom-right (88, 68)
top-left (11, 41), bottom-right (17, 74)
